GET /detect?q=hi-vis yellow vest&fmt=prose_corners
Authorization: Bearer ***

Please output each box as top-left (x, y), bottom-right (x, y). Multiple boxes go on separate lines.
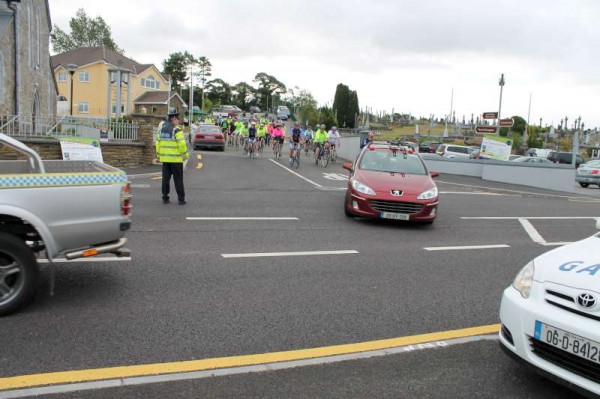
top-left (156, 123), bottom-right (189, 163)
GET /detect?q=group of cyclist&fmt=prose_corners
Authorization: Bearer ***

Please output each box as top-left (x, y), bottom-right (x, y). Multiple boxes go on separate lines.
top-left (193, 113), bottom-right (341, 165)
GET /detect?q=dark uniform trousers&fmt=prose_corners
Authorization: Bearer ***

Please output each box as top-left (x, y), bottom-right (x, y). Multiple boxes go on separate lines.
top-left (162, 162), bottom-right (185, 202)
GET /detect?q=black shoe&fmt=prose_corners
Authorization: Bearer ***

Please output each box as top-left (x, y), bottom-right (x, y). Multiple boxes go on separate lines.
top-left (178, 200), bottom-right (186, 205)
top-left (162, 199), bottom-right (170, 204)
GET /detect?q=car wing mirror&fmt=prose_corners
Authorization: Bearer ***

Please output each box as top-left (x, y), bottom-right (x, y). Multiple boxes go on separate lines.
top-left (342, 162), bottom-right (353, 172)
top-left (430, 171), bottom-right (440, 178)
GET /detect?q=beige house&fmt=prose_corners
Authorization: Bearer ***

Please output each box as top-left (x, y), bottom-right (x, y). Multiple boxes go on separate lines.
top-left (134, 90), bottom-right (187, 117)
top-left (51, 47), bottom-right (184, 119)
top-left (0, 0), bottom-right (57, 120)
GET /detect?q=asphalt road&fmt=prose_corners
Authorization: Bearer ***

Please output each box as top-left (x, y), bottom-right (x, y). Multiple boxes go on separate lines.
top-left (2, 144), bottom-right (599, 398)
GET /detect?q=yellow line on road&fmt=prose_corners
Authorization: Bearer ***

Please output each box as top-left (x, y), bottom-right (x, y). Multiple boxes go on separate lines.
top-left (0, 324), bottom-right (499, 391)
top-left (197, 155), bottom-right (202, 160)
top-left (197, 162), bottom-right (203, 170)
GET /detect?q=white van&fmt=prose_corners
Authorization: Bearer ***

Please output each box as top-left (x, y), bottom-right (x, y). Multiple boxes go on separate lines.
top-left (276, 106), bottom-right (291, 120)
top-left (435, 144), bottom-right (473, 159)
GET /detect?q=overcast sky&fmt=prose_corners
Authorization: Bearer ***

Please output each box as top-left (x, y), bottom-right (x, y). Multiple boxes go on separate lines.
top-left (49, 0), bottom-right (600, 128)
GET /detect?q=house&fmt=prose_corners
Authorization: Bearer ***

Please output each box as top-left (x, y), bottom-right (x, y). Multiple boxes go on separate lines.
top-left (0, 0), bottom-right (57, 122)
top-left (51, 47), bottom-right (186, 119)
top-left (133, 90), bottom-right (186, 117)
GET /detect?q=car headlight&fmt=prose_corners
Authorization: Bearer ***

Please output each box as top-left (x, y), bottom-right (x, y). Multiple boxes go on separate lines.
top-left (351, 179), bottom-right (376, 195)
top-left (417, 186), bottom-right (438, 200)
top-left (512, 261), bottom-right (535, 298)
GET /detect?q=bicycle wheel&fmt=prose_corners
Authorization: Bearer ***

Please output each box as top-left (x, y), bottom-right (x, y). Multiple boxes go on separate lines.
top-left (331, 149), bottom-right (337, 164)
top-left (294, 154), bottom-right (300, 169)
top-left (321, 150), bottom-right (329, 167)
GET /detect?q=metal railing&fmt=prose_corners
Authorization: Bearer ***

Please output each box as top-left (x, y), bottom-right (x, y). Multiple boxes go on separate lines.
top-left (0, 115), bottom-right (139, 142)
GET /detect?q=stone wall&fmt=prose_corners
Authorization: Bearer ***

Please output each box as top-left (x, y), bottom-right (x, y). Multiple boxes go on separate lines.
top-left (0, 114), bottom-right (162, 169)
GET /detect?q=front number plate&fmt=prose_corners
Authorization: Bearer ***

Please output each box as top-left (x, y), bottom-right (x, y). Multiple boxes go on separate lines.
top-left (534, 321), bottom-right (600, 363)
top-left (380, 212), bottom-right (410, 221)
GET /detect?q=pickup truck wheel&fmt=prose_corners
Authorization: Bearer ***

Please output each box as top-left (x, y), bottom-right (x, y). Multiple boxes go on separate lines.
top-left (0, 232), bottom-right (39, 316)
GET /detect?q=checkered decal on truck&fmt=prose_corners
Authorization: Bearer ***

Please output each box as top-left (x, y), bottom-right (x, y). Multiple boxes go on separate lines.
top-left (0, 172), bottom-right (128, 189)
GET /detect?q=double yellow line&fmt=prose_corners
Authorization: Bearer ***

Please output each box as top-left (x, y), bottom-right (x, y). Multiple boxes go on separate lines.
top-left (0, 324), bottom-right (499, 391)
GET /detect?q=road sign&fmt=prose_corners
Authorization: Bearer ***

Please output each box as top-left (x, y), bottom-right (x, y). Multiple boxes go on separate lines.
top-left (499, 118), bottom-right (514, 127)
top-left (482, 112), bottom-right (498, 119)
top-left (476, 126), bottom-right (498, 134)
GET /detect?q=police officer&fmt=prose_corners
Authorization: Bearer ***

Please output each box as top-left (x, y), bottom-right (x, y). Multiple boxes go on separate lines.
top-left (156, 110), bottom-right (189, 205)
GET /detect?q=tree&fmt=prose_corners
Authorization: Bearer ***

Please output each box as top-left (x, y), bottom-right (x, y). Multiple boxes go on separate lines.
top-left (511, 115), bottom-right (527, 135)
top-left (162, 51), bottom-right (195, 90)
top-left (332, 83), bottom-right (359, 128)
top-left (196, 56), bottom-right (212, 110)
top-left (205, 78), bottom-right (232, 106)
top-left (51, 9), bottom-right (122, 54)
top-left (253, 73), bottom-right (286, 111)
top-left (231, 82), bottom-right (257, 110)
top-left (287, 87), bottom-right (319, 126)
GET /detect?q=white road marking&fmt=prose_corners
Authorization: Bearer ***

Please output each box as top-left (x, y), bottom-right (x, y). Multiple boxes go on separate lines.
top-left (222, 250), bottom-right (359, 258)
top-left (437, 180), bottom-right (598, 200)
top-left (517, 218), bottom-right (546, 244)
top-left (440, 191), bottom-right (519, 196)
top-left (37, 257), bottom-right (131, 264)
top-left (268, 159), bottom-right (323, 188)
top-left (424, 244), bottom-right (510, 251)
top-left (322, 173), bottom-right (349, 181)
top-left (462, 216), bottom-right (598, 220)
top-left (187, 217), bottom-right (298, 221)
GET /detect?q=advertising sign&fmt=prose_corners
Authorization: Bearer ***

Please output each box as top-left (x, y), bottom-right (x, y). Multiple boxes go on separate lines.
top-left (479, 135), bottom-right (512, 161)
top-left (59, 137), bottom-right (104, 163)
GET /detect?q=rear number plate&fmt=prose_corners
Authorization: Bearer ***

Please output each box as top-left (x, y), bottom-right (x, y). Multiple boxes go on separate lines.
top-left (204, 136), bottom-right (215, 139)
top-left (534, 321), bottom-right (600, 363)
top-left (380, 212), bottom-right (409, 221)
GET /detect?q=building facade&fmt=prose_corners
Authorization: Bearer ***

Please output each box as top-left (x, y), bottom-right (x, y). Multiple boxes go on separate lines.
top-left (0, 0), bottom-right (57, 120)
top-left (51, 47), bottom-right (178, 119)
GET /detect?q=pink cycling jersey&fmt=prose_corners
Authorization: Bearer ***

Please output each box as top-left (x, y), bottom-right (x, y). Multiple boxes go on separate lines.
top-left (271, 127), bottom-right (284, 137)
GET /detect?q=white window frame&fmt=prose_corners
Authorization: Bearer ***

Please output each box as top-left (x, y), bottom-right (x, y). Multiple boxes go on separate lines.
top-left (78, 71), bottom-right (90, 82)
top-left (111, 103), bottom-right (125, 114)
top-left (78, 102), bottom-right (89, 113)
top-left (142, 75), bottom-right (160, 89)
top-left (58, 72), bottom-right (67, 82)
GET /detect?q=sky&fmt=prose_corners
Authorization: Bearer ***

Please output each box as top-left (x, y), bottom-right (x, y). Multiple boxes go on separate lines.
top-left (48, 0), bottom-right (600, 128)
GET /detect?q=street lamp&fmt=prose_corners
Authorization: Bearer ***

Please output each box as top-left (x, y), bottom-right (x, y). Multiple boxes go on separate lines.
top-left (66, 63), bottom-right (78, 116)
top-left (497, 73), bottom-right (505, 129)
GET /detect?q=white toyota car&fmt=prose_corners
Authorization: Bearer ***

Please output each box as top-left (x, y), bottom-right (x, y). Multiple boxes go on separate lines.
top-left (499, 218), bottom-right (600, 397)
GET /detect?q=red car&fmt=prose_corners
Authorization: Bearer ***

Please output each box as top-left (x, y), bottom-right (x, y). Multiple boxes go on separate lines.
top-left (193, 123), bottom-right (225, 151)
top-left (343, 143), bottom-right (440, 223)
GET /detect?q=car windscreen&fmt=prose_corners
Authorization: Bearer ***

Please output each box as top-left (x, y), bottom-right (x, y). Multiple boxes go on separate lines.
top-left (200, 125), bottom-right (221, 134)
top-left (359, 150), bottom-right (427, 175)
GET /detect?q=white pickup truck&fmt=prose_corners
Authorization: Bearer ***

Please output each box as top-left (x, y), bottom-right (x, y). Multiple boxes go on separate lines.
top-left (0, 133), bottom-right (132, 316)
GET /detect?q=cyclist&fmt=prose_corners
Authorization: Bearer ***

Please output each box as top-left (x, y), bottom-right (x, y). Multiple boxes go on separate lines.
top-left (271, 122), bottom-right (285, 156)
top-left (257, 122), bottom-right (267, 150)
top-left (303, 125), bottom-right (314, 154)
top-left (313, 124), bottom-right (328, 159)
top-left (327, 125), bottom-right (341, 151)
top-left (266, 121), bottom-right (274, 146)
top-left (289, 122), bottom-right (304, 165)
top-left (248, 122), bottom-right (258, 157)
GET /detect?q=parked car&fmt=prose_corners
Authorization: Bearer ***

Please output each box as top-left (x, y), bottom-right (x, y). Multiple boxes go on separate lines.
top-left (436, 144), bottom-right (473, 159)
top-left (511, 156), bottom-right (554, 164)
top-left (499, 218), bottom-right (600, 398)
top-left (548, 151), bottom-right (584, 167)
top-left (193, 123), bottom-right (225, 151)
top-left (342, 143), bottom-right (440, 223)
top-left (276, 105), bottom-right (291, 121)
top-left (249, 106), bottom-right (261, 114)
top-left (576, 160), bottom-right (600, 188)
top-left (419, 141), bottom-right (442, 153)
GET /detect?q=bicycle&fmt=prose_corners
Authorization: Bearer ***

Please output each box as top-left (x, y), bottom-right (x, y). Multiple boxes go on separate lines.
top-left (289, 142), bottom-right (301, 169)
top-left (247, 138), bottom-right (258, 159)
top-left (304, 139), bottom-right (313, 157)
top-left (273, 139), bottom-right (283, 161)
top-left (320, 144), bottom-right (330, 168)
top-left (330, 144), bottom-right (337, 164)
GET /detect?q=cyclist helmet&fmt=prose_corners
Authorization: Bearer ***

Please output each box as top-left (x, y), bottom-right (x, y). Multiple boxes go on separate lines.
top-left (332, 126), bottom-right (337, 131)
top-left (320, 124), bottom-right (325, 129)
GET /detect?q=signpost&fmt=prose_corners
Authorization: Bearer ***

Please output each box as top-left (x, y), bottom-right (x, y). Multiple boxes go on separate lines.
top-left (476, 126), bottom-right (498, 134)
top-left (499, 118), bottom-right (514, 127)
top-left (482, 112), bottom-right (498, 119)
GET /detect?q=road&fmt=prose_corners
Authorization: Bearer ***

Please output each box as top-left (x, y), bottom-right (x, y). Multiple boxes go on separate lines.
top-left (1, 144), bottom-right (599, 398)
